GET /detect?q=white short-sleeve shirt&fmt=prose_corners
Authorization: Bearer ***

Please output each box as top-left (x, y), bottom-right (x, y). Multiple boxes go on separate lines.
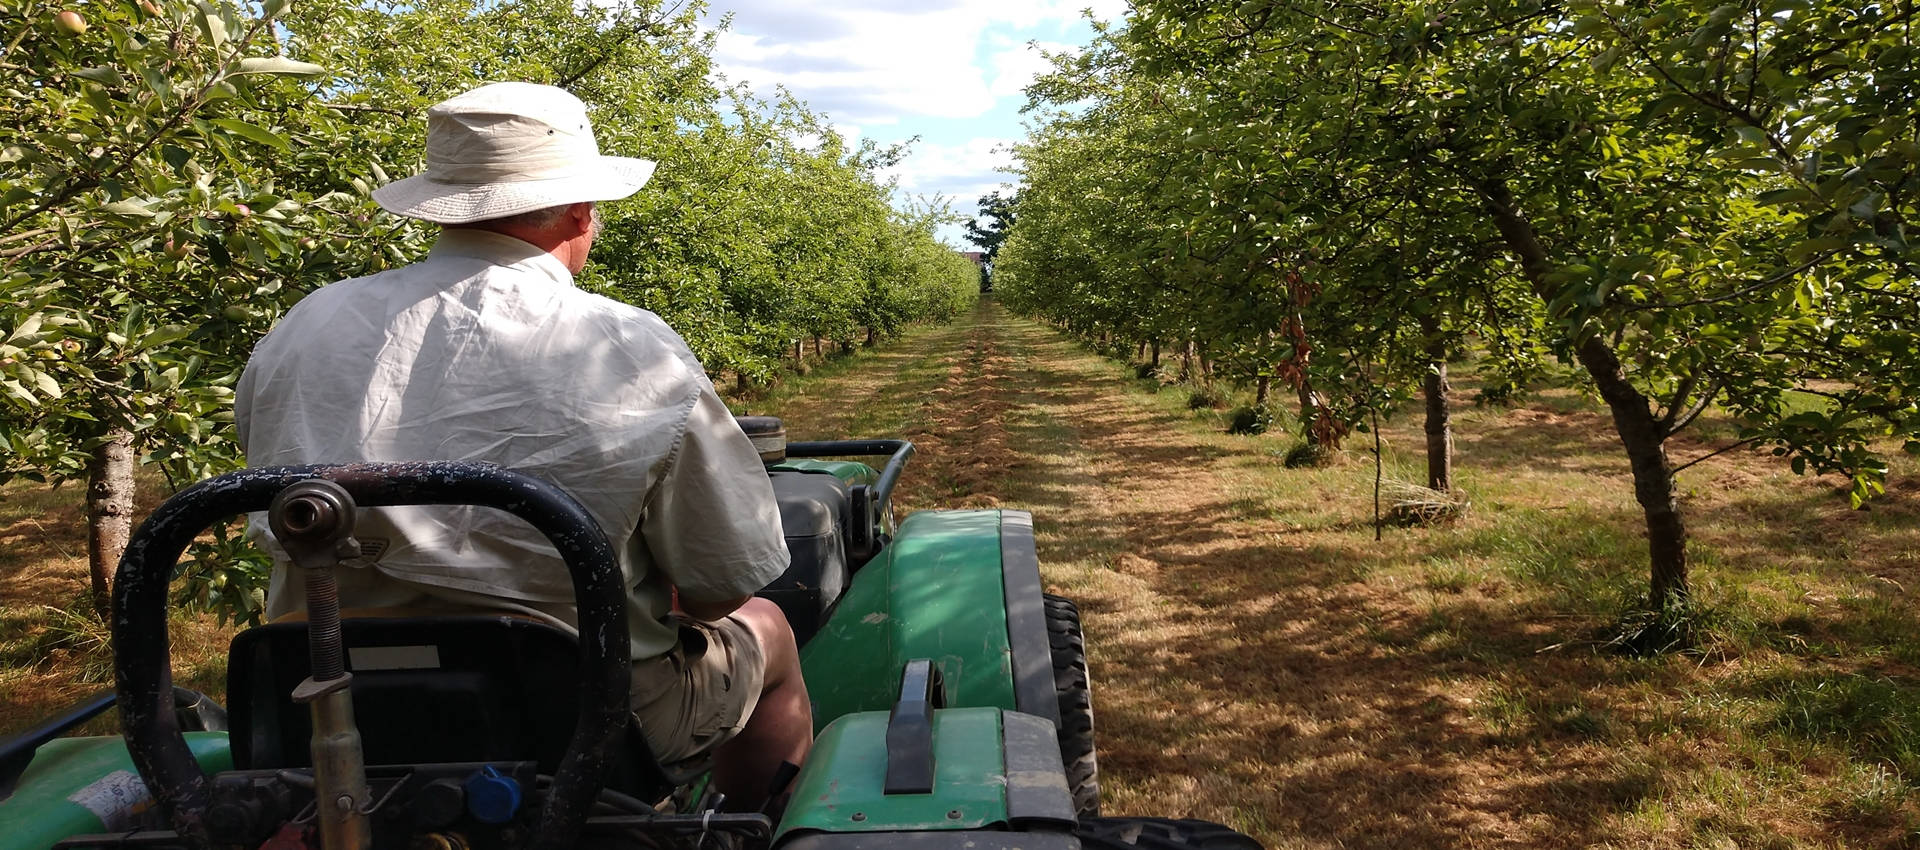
top-left (236, 228), bottom-right (790, 659)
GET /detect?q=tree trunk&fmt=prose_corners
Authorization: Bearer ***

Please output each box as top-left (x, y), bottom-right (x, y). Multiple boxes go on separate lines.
top-left (1150, 339), bottom-right (1161, 368)
top-left (866, 327), bottom-right (877, 347)
top-left (1297, 379), bottom-right (1321, 443)
top-left (795, 340), bottom-right (803, 362)
top-left (86, 427), bottom-right (135, 620)
top-left (1256, 374), bottom-right (1271, 407)
top-left (1478, 177), bottom-right (1687, 608)
top-left (1180, 339), bottom-right (1196, 382)
top-left (1420, 314), bottom-right (1453, 492)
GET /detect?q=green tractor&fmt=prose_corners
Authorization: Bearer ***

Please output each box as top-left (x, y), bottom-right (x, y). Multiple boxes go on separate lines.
top-left (0, 418), bottom-right (1261, 850)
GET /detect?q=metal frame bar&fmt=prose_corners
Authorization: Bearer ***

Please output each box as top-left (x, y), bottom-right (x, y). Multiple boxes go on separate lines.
top-left (786, 439), bottom-right (915, 516)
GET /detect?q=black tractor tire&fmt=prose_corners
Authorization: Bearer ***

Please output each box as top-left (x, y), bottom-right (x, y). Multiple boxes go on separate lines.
top-left (1076, 817), bottom-right (1265, 849)
top-left (1043, 592), bottom-right (1100, 818)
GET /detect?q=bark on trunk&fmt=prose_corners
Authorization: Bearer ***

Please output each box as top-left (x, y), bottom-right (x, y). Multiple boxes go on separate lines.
top-left (1256, 374), bottom-right (1272, 408)
top-left (1478, 177), bottom-right (1688, 607)
top-left (1420, 315), bottom-right (1454, 492)
top-left (1180, 339), bottom-right (1196, 382)
top-left (866, 327), bottom-right (877, 347)
top-left (1150, 340), bottom-right (1161, 368)
top-left (86, 427), bottom-right (135, 620)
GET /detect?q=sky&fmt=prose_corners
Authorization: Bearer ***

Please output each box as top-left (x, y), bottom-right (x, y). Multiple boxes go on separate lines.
top-left (698, 0), bottom-right (1129, 247)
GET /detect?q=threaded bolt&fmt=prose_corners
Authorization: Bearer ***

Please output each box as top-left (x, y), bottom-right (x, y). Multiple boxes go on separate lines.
top-left (305, 567), bottom-right (345, 681)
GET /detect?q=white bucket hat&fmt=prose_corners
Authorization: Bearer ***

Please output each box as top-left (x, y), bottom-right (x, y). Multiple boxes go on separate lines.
top-left (372, 82), bottom-right (657, 225)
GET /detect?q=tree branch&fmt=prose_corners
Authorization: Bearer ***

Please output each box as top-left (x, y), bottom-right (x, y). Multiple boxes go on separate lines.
top-left (1623, 253), bottom-right (1830, 311)
top-left (1671, 437), bottom-right (1762, 474)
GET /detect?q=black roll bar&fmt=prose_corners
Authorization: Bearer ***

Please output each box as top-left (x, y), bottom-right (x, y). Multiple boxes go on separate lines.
top-left (786, 439), bottom-right (915, 513)
top-left (111, 462), bottom-right (628, 850)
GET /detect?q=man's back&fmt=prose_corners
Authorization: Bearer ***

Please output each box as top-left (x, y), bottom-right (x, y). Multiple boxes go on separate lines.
top-left (237, 228), bottom-right (786, 656)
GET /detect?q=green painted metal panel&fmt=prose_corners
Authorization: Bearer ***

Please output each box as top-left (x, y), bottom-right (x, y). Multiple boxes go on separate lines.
top-left (777, 708), bottom-right (1008, 840)
top-left (799, 510), bottom-right (1015, 731)
top-left (769, 460), bottom-right (877, 486)
top-left (0, 732), bottom-right (232, 848)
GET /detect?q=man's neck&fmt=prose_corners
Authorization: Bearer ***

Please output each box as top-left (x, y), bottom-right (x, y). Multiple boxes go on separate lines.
top-left (446, 219), bottom-right (589, 274)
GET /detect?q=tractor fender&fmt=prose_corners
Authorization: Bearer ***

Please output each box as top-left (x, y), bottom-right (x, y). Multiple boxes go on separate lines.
top-left (0, 733), bottom-right (231, 848)
top-left (800, 510), bottom-right (1058, 730)
top-left (774, 707), bottom-right (1077, 847)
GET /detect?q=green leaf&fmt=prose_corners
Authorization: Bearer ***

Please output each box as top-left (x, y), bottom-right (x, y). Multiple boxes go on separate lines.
top-left (261, 0), bottom-right (290, 18)
top-left (100, 199), bottom-right (157, 217)
top-left (133, 324), bottom-right (195, 351)
top-left (1, 378), bottom-right (36, 407)
top-left (138, 65), bottom-right (176, 106)
top-left (1755, 187), bottom-right (1814, 205)
top-left (72, 66), bottom-right (125, 86)
top-left (210, 118), bottom-right (291, 151)
top-left (28, 368), bottom-right (59, 400)
top-left (194, 2), bottom-right (228, 48)
top-left (1733, 125), bottom-right (1770, 148)
top-left (232, 57), bottom-right (327, 78)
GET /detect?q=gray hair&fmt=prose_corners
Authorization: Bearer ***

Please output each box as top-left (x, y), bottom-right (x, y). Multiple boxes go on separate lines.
top-left (476, 205), bottom-right (574, 230)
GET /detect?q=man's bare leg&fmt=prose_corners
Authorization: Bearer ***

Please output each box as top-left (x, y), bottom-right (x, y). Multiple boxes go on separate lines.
top-left (712, 597), bottom-right (813, 811)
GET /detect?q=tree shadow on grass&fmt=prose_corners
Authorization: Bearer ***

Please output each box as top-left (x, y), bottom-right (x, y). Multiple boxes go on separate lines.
top-left (1019, 483), bottom-right (1684, 847)
top-left (1085, 534), bottom-right (1668, 848)
top-left (1452, 405), bottom-right (1627, 479)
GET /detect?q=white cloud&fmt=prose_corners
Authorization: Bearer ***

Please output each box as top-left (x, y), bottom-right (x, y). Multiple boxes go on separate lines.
top-left (696, 1), bottom-right (1123, 239)
top-left (987, 38), bottom-right (1075, 98)
top-left (704, 1), bottom-right (1121, 124)
top-left (881, 137), bottom-right (1017, 196)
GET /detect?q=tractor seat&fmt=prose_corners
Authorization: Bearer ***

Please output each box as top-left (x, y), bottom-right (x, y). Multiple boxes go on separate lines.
top-left (225, 616), bottom-right (695, 802)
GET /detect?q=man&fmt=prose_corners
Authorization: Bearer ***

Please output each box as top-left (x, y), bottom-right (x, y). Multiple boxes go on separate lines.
top-left (235, 82), bottom-right (811, 811)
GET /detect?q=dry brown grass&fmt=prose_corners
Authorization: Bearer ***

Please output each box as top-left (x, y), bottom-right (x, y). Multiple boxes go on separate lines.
top-left (0, 476), bottom-right (234, 738)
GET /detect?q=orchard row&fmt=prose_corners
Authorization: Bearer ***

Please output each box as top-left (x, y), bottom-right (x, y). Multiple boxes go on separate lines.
top-left (994, 0), bottom-right (1919, 618)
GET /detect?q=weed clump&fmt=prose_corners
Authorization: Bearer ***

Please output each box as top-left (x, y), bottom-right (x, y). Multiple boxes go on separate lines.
top-left (1282, 441), bottom-right (1333, 468)
top-left (1227, 404), bottom-right (1274, 435)
top-left (1604, 596), bottom-right (1697, 656)
top-left (1187, 387), bottom-right (1227, 410)
top-left (1134, 362), bottom-right (1159, 381)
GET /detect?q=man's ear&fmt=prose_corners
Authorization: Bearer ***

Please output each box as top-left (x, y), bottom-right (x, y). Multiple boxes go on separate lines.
top-left (568, 202), bottom-right (596, 234)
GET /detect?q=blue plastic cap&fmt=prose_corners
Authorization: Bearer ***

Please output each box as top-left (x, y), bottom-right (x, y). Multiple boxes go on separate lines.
top-left (463, 766), bottom-right (523, 825)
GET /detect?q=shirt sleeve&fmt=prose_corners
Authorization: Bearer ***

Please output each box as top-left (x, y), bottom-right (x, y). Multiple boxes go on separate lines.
top-left (641, 383), bottom-right (791, 602)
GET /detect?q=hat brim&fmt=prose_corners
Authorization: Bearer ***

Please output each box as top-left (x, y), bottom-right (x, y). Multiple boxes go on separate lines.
top-left (372, 156), bottom-right (657, 225)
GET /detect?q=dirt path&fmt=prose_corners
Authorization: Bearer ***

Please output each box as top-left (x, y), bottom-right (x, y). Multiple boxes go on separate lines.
top-left (895, 306), bottom-right (1474, 847)
top-left (797, 303), bottom-right (1500, 846)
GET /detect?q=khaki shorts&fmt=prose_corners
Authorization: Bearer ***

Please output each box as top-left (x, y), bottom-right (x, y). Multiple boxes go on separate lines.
top-left (629, 614), bottom-right (766, 766)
